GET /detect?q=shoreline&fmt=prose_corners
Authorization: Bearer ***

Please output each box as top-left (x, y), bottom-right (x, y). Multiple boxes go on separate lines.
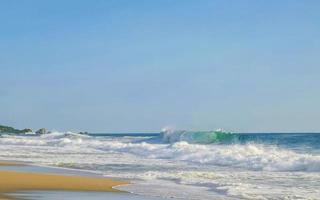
top-left (0, 161), bottom-right (129, 200)
top-left (0, 161), bottom-right (24, 167)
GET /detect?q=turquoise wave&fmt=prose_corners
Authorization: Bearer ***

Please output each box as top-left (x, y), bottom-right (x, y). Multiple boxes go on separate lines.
top-left (161, 129), bottom-right (237, 144)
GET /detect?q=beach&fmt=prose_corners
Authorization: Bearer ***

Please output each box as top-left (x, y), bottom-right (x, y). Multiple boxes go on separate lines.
top-left (0, 161), bottom-right (128, 200)
top-left (1, 132), bottom-right (320, 199)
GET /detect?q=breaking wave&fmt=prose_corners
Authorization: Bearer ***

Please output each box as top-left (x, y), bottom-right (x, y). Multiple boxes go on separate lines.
top-left (161, 128), bottom-right (237, 144)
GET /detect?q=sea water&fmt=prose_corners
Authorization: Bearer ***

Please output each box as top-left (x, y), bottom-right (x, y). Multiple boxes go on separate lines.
top-left (0, 130), bottom-right (320, 199)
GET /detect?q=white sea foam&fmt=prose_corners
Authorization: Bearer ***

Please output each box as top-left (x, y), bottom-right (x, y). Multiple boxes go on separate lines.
top-left (0, 132), bottom-right (320, 172)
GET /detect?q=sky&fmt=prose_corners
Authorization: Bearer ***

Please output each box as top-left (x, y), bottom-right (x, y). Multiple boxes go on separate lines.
top-left (0, 0), bottom-right (319, 132)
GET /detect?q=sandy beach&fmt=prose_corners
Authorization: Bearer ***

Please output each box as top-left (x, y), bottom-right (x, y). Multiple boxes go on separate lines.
top-left (0, 161), bottom-right (128, 200)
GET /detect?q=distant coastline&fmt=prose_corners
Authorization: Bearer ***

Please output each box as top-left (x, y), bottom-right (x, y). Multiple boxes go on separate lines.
top-left (0, 124), bottom-right (89, 136)
top-left (0, 124), bottom-right (32, 134)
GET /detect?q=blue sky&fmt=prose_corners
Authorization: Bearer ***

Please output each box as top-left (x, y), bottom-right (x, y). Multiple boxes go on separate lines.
top-left (0, 0), bottom-right (319, 132)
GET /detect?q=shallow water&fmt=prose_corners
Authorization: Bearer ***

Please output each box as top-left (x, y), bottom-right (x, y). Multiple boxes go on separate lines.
top-left (13, 191), bottom-right (164, 200)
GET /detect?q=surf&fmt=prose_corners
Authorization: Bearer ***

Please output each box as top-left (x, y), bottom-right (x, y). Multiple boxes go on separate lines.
top-left (160, 128), bottom-right (237, 144)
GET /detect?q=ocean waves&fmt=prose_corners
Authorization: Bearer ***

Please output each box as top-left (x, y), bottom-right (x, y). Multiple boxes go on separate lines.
top-left (160, 129), bottom-right (237, 144)
top-left (0, 131), bottom-right (320, 172)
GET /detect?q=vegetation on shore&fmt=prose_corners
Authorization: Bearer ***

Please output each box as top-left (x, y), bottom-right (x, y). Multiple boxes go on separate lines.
top-left (0, 125), bottom-right (32, 134)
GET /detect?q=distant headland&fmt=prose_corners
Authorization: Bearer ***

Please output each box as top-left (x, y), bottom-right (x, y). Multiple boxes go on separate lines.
top-left (0, 124), bottom-right (88, 135)
top-left (0, 125), bottom-right (33, 134)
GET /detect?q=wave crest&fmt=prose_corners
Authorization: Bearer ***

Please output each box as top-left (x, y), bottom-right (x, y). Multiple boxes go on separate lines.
top-left (160, 128), bottom-right (237, 144)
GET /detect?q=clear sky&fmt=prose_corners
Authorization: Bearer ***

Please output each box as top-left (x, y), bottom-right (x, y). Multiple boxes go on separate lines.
top-left (0, 0), bottom-right (319, 132)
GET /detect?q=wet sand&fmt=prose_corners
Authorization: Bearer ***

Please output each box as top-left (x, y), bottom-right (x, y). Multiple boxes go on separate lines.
top-left (0, 162), bottom-right (23, 167)
top-left (0, 161), bottom-right (128, 200)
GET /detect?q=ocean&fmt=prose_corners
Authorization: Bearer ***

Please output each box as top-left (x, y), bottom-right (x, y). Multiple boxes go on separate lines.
top-left (0, 130), bottom-right (320, 199)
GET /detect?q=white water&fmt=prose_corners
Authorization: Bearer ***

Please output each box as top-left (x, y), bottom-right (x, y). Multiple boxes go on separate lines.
top-left (0, 131), bottom-right (320, 199)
